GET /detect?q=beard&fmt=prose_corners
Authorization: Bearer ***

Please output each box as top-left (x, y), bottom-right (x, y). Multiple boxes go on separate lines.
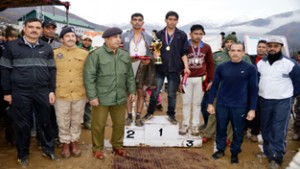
top-left (267, 51), bottom-right (282, 65)
top-left (268, 50), bottom-right (282, 57)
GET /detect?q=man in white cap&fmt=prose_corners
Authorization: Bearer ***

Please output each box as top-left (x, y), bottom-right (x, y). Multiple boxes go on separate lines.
top-left (79, 34), bottom-right (93, 52)
top-left (257, 37), bottom-right (300, 169)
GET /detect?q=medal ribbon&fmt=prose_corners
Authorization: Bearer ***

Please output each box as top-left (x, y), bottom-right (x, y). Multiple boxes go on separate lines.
top-left (165, 30), bottom-right (175, 47)
top-left (131, 30), bottom-right (142, 49)
top-left (189, 40), bottom-right (201, 58)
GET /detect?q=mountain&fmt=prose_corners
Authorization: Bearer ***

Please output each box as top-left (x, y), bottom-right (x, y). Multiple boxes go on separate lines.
top-left (0, 6), bottom-right (108, 31)
top-left (220, 9), bottom-right (300, 36)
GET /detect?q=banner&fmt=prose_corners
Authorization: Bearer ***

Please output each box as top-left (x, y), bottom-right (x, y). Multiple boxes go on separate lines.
top-left (244, 34), bottom-right (290, 57)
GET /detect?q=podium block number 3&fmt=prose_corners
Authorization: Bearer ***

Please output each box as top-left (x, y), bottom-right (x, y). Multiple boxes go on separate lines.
top-left (185, 140), bottom-right (194, 147)
top-left (126, 130), bottom-right (135, 138)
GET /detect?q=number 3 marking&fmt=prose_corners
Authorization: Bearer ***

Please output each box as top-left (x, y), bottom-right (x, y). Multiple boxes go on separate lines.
top-left (186, 140), bottom-right (194, 147)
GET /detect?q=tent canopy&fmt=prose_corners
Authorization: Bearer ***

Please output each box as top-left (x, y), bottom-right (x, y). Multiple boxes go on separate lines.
top-left (0, 0), bottom-right (70, 12)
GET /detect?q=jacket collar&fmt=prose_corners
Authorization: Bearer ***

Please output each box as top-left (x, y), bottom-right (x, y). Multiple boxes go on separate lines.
top-left (103, 43), bottom-right (118, 54)
top-left (18, 36), bottom-right (44, 48)
top-left (61, 45), bottom-right (78, 51)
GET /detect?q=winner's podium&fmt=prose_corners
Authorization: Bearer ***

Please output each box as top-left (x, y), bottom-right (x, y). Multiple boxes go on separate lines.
top-left (124, 116), bottom-right (202, 147)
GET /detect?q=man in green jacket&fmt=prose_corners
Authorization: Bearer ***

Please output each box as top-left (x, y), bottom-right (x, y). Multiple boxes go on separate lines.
top-left (84, 27), bottom-right (136, 159)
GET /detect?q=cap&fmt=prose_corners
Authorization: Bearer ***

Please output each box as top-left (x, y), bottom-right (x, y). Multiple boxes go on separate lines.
top-left (82, 34), bottom-right (93, 41)
top-left (102, 27), bottom-right (122, 38)
top-left (59, 26), bottom-right (76, 38)
top-left (42, 20), bottom-right (57, 28)
top-left (224, 34), bottom-right (237, 43)
top-left (267, 37), bottom-right (284, 46)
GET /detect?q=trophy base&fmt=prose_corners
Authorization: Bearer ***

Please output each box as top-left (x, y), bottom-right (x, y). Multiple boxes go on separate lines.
top-left (154, 58), bottom-right (163, 65)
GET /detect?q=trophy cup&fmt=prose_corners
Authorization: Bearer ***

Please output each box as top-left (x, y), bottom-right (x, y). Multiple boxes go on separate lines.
top-left (151, 32), bottom-right (163, 65)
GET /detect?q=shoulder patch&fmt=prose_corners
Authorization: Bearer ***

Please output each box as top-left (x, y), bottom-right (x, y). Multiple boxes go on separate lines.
top-left (56, 52), bottom-right (64, 60)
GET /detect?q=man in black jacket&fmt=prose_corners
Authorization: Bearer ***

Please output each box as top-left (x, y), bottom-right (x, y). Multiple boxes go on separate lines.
top-left (0, 18), bottom-right (59, 167)
top-left (247, 40), bottom-right (267, 142)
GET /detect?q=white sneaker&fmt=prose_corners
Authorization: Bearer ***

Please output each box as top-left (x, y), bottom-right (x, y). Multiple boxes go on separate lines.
top-left (191, 126), bottom-right (200, 136)
top-left (179, 124), bottom-right (189, 135)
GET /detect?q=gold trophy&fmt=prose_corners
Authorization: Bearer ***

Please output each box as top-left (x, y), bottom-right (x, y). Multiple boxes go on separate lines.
top-left (151, 32), bottom-right (163, 65)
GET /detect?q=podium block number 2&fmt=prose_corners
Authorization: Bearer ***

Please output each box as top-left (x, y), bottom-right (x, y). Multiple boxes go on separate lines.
top-left (126, 130), bottom-right (135, 138)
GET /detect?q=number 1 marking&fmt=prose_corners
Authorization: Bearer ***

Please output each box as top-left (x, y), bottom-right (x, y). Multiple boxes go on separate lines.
top-left (159, 128), bottom-right (163, 136)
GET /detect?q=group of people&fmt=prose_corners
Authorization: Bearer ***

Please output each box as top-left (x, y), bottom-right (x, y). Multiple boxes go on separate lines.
top-left (0, 10), bottom-right (300, 169)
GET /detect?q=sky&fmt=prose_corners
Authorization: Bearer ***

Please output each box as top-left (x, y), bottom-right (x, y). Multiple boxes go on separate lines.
top-left (59, 0), bottom-right (300, 26)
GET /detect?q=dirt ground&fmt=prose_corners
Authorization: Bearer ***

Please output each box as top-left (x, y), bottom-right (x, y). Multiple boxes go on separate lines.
top-left (0, 92), bottom-right (299, 169)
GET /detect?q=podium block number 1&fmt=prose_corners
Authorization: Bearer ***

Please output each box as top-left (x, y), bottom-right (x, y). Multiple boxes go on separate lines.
top-left (159, 128), bottom-right (163, 136)
top-left (145, 124), bottom-right (178, 139)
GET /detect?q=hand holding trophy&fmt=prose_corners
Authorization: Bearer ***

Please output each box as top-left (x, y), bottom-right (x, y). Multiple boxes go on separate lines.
top-left (151, 32), bottom-right (163, 64)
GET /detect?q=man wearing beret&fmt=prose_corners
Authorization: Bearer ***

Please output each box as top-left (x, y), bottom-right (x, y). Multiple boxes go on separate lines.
top-left (54, 26), bottom-right (89, 158)
top-left (0, 18), bottom-right (58, 167)
top-left (257, 37), bottom-right (300, 169)
top-left (84, 27), bottom-right (136, 159)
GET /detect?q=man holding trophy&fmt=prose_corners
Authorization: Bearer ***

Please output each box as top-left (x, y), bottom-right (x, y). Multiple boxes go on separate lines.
top-left (121, 13), bottom-right (156, 126)
top-left (142, 11), bottom-right (190, 124)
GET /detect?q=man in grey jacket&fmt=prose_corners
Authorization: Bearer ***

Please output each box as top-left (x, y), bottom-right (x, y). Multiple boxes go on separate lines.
top-left (121, 13), bottom-right (156, 126)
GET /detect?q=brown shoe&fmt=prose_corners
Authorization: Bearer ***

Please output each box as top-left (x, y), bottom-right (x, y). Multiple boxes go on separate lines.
top-left (70, 142), bottom-right (81, 157)
top-left (94, 151), bottom-right (105, 160)
top-left (202, 137), bottom-right (211, 144)
top-left (112, 147), bottom-right (127, 157)
top-left (61, 143), bottom-right (70, 158)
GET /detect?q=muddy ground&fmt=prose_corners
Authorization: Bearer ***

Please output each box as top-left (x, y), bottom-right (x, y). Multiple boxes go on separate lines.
top-left (0, 92), bottom-right (299, 169)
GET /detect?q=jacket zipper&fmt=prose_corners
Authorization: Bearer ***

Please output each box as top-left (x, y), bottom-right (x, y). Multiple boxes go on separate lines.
top-left (114, 53), bottom-right (118, 102)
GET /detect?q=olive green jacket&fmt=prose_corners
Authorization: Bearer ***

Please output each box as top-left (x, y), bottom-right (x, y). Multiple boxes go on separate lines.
top-left (84, 44), bottom-right (136, 106)
top-left (213, 48), bottom-right (251, 67)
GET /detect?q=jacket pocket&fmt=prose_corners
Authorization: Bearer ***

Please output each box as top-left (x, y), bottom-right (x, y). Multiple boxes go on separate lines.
top-left (56, 83), bottom-right (69, 98)
top-left (74, 56), bottom-right (86, 70)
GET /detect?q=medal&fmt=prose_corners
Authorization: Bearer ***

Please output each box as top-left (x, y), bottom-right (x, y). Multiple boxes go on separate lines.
top-left (132, 30), bottom-right (142, 53)
top-left (165, 30), bottom-right (175, 52)
top-left (189, 39), bottom-right (202, 64)
top-left (166, 46), bottom-right (170, 51)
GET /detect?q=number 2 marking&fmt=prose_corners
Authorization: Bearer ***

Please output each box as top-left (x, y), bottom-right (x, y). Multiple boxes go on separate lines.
top-left (126, 130), bottom-right (135, 138)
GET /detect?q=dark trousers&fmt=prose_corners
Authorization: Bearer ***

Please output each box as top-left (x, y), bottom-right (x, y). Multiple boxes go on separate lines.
top-left (246, 101), bottom-right (261, 135)
top-left (259, 97), bottom-right (292, 163)
top-left (12, 91), bottom-right (54, 160)
top-left (216, 106), bottom-right (247, 154)
top-left (293, 97), bottom-right (300, 134)
top-left (84, 103), bottom-right (91, 124)
top-left (147, 71), bottom-right (180, 116)
top-left (35, 105), bottom-right (58, 143)
top-left (201, 92), bottom-right (209, 125)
